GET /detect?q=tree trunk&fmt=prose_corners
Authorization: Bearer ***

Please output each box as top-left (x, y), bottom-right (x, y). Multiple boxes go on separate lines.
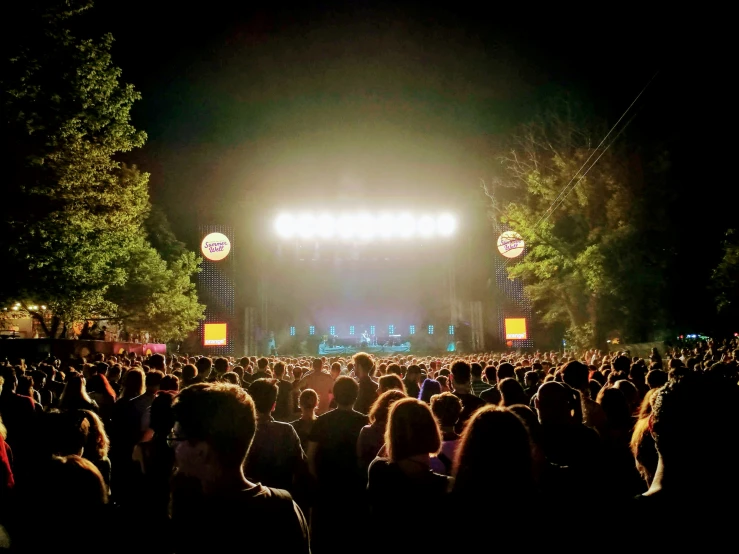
top-left (50, 315), bottom-right (61, 339)
top-left (587, 294), bottom-right (605, 349)
top-left (33, 313), bottom-right (51, 338)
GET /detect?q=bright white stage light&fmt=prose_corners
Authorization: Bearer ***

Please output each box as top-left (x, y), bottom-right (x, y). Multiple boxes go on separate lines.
top-left (437, 213), bottom-right (456, 237)
top-left (297, 214), bottom-right (316, 239)
top-left (274, 211), bottom-right (456, 240)
top-left (275, 213), bottom-right (296, 238)
top-left (356, 213), bottom-right (376, 240)
top-left (376, 213), bottom-right (394, 239)
top-left (417, 215), bottom-right (436, 238)
top-left (337, 214), bottom-right (355, 240)
top-left (396, 213), bottom-right (416, 238)
top-left (316, 214), bottom-right (335, 238)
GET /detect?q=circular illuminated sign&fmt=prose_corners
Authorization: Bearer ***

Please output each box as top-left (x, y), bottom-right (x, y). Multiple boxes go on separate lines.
top-left (497, 231), bottom-right (525, 258)
top-left (201, 232), bottom-right (231, 261)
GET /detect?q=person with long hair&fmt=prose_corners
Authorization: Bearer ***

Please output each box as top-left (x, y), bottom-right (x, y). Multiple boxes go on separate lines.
top-left (12, 455), bottom-right (108, 552)
top-left (631, 389), bottom-right (658, 486)
top-left (80, 410), bottom-right (111, 492)
top-left (87, 374), bottom-right (116, 424)
top-left (452, 406), bottom-right (534, 503)
top-left (367, 398), bottom-right (448, 550)
top-left (119, 368), bottom-right (145, 401)
top-left (357, 390), bottom-right (406, 476)
top-left (59, 374), bottom-right (98, 413)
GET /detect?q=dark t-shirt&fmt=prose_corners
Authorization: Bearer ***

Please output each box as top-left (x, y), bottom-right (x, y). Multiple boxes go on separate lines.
top-left (0, 392), bottom-right (36, 447)
top-left (538, 422), bottom-right (602, 502)
top-left (453, 392), bottom-right (486, 433)
top-left (171, 481), bottom-right (310, 553)
top-left (273, 379), bottom-right (296, 421)
top-left (404, 379), bottom-right (420, 399)
top-left (479, 386), bottom-right (502, 405)
top-left (625, 491), bottom-right (732, 549)
top-left (367, 458), bottom-right (449, 505)
top-left (354, 376), bottom-right (378, 415)
top-left (290, 418), bottom-right (315, 449)
top-left (367, 459), bottom-right (450, 550)
top-left (357, 424), bottom-right (385, 476)
top-left (308, 408), bottom-right (368, 494)
top-left (244, 417), bottom-right (305, 493)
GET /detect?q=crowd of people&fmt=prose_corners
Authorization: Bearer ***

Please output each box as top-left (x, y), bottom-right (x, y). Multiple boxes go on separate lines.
top-left (0, 337), bottom-right (737, 552)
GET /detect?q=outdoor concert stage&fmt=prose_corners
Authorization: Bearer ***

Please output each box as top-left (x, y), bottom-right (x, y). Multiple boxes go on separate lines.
top-left (199, 206), bottom-right (530, 356)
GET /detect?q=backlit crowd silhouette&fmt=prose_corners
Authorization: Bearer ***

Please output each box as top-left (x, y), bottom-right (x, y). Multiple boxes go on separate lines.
top-left (1, 338), bottom-right (737, 552)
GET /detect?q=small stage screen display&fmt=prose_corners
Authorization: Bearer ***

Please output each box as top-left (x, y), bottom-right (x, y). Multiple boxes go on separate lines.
top-left (204, 323), bottom-right (228, 346)
top-left (505, 318), bottom-right (527, 340)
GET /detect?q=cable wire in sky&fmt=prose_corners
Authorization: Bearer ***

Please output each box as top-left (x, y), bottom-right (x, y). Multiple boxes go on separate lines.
top-left (533, 70), bottom-right (660, 229)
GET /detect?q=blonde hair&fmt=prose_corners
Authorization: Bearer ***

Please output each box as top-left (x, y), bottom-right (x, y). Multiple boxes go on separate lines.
top-left (385, 398), bottom-right (441, 462)
top-left (81, 410), bottom-right (110, 460)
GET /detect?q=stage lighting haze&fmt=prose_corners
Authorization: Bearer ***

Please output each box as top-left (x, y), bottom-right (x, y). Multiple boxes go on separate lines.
top-left (437, 214), bottom-right (456, 237)
top-left (417, 215), bottom-right (436, 237)
top-left (275, 214), bottom-right (296, 238)
top-left (297, 214), bottom-right (316, 238)
top-left (396, 213), bottom-right (416, 238)
top-left (356, 213), bottom-right (376, 240)
top-left (337, 214), bottom-right (355, 240)
top-left (316, 214), bottom-right (336, 238)
top-left (376, 213), bottom-right (394, 239)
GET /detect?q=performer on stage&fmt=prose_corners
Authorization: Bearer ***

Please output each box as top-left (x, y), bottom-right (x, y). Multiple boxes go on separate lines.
top-left (267, 331), bottom-right (277, 355)
top-left (361, 331), bottom-right (370, 347)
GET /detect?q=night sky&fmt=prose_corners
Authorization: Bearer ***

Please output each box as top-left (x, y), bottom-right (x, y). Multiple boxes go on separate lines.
top-left (73, 1), bottom-right (733, 336)
top-left (76, 3), bottom-right (726, 240)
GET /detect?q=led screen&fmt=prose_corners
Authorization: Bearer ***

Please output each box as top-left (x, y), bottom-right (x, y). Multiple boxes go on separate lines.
top-left (504, 318), bottom-right (527, 340)
top-left (204, 323), bottom-right (228, 346)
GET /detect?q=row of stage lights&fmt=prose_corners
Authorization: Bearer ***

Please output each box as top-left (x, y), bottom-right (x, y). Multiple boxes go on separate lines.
top-left (290, 325), bottom-right (455, 336)
top-left (274, 212), bottom-right (457, 240)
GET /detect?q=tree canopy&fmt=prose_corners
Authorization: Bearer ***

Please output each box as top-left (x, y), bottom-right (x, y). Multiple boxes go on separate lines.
top-left (0, 0), bottom-right (204, 340)
top-left (491, 103), bottom-right (671, 348)
top-left (713, 230), bottom-right (739, 327)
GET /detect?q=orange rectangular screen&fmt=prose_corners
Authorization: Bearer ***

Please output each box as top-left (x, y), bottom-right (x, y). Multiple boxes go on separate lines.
top-left (204, 323), bottom-right (227, 346)
top-left (505, 318), bottom-right (527, 340)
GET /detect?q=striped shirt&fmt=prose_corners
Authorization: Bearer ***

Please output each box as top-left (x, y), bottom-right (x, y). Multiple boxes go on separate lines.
top-left (471, 379), bottom-right (491, 397)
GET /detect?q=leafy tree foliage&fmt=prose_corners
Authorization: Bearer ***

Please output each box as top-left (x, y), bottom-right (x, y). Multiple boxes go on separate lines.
top-left (0, 1), bottom-right (203, 339)
top-left (106, 237), bottom-right (204, 342)
top-left (145, 205), bottom-right (189, 264)
top-left (492, 104), bottom-right (670, 347)
top-left (713, 230), bottom-right (739, 324)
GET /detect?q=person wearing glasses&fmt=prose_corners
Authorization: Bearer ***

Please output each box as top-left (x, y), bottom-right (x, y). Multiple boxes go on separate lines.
top-left (168, 383), bottom-right (310, 553)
